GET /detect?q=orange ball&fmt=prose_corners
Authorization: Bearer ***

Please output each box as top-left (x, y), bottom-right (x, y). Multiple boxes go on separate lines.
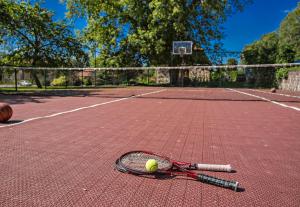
top-left (0, 103), bottom-right (13, 122)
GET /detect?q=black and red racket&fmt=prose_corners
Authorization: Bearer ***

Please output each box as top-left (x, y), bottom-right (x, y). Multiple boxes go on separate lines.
top-left (115, 151), bottom-right (239, 191)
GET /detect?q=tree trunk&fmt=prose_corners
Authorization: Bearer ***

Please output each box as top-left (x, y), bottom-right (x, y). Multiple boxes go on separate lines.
top-left (32, 58), bottom-right (42, 88)
top-left (32, 70), bottom-right (42, 88)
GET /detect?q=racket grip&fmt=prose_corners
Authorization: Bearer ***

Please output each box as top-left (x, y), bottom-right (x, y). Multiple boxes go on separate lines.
top-left (196, 164), bottom-right (232, 172)
top-left (197, 174), bottom-right (239, 191)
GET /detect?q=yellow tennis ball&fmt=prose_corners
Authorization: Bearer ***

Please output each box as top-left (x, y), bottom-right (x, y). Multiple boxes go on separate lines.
top-left (145, 159), bottom-right (158, 172)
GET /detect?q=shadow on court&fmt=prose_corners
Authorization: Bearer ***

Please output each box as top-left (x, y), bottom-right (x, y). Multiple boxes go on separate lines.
top-left (1, 88), bottom-right (299, 105)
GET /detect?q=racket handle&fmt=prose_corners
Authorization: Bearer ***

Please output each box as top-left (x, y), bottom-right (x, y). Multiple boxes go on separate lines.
top-left (197, 174), bottom-right (239, 191)
top-left (196, 164), bottom-right (232, 172)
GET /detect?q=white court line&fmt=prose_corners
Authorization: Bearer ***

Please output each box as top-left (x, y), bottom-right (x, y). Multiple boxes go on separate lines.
top-left (0, 89), bottom-right (166, 128)
top-left (227, 88), bottom-right (300, 112)
top-left (248, 89), bottom-right (300, 99)
top-left (168, 89), bottom-right (207, 92)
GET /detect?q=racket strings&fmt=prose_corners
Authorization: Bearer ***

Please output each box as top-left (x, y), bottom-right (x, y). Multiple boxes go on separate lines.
top-left (120, 152), bottom-right (171, 172)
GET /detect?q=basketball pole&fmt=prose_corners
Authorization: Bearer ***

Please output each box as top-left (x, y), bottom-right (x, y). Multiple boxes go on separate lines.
top-left (180, 52), bottom-right (184, 87)
top-left (14, 68), bottom-right (18, 92)
top-left (94, 48), bottom-right (97, 88)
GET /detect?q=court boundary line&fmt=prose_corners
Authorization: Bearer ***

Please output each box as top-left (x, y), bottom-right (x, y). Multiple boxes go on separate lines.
top-left (227, 88), bottom-right (300, 112)
top-left (248, 89), bottom-right (300, 99)
top-left (0, 89), bottom-right (166, 128)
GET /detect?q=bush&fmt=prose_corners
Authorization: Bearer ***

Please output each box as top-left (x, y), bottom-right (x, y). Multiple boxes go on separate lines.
top-left (276, 68), bottom-right (290, 81)
top-left (73, 78), bottom-right (82, 86)
top-left (83, 77), bottom-right (92, 86)
top-left (229, 70), bottom-right (238, 82)
top-left (51, 76), bottom-right (67, 86)
top-left (210, 71), bottom-right (220, 81)
top-left (210, 70), bottom-right (227, 82)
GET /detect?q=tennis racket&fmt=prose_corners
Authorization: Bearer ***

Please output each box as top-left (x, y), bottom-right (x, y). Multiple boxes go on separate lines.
top-left (115, 151), bottom-right (239, 191)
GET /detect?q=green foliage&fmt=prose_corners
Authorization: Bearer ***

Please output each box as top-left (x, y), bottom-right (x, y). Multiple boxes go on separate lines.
top-left (210, 69), bottom-right (238, 83)
top-left (51, 76), bottom-right (67, 86)
top-left (275, 67), bottom-right (300, 81)
top-left (277, 45), bottom-right (296, 63)
top-left (83, 77), bottom-right (92, 86)
top-left (275, 68), bottom-right (289, 81)
top-left (240, 4), bottom-right (300, 87)
top-left (227, 58), bottom-right (238, 65)
top-left (0, 0), bottom-right (89, 87)
top-left (229, 70), bottom-right (238, 82)
top-left (242, 32), bottom-right (279, 64)
top-left (277, 3), bottom-right (300, 62)
top-left (210, 70), bottom-right (225, 82)
top-left (64, 0), bottom-right (250, 66)
top-left (0, 0), bottom-right (88, 67)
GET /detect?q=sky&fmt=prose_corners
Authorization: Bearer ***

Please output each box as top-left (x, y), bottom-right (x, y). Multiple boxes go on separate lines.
top-left (222, 0), bottom-right (299, 51)
top-left (42, 0), bottom-right (299, 53)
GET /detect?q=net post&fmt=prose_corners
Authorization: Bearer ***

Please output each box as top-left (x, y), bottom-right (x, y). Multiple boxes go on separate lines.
top-left (65, 70), bottom-right (68, 88)
top-left (155, 68), bottom-right (158, 84)
top-left (181, 69), bottom-right (184, 87)
top-left (112, 70), bottom-right (115, 85)
top-left (122, 69), bottom-right (125, 86)
top-left (44, 69), bottom-right (47, 90)
top-left (147, 69), bottom-right (150, 85)
top-left (118, 70), bottom-right (121, 86)
top-left (14, 68), bottom-right (18, 92)
top-left (104, 70), bottom-right (107, 86)
top-left (94, 69), bottom-right (97, 87)
top-left (70, 70), bottom-right (73, 87)
top-left (81, 69), bottom-right (84, 88)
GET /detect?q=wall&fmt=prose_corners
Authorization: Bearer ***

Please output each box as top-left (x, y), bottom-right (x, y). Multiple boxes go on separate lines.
top-left (280, 71), bottom-right (300, 91)
top-left (156, 67), bottom-right (210, 85)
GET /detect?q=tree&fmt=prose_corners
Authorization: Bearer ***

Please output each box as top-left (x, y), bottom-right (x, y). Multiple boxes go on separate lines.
top-left (240, 4), bottom-right (300, 87)
top-left (241, 32), bottom-right (278, 64)
top-left (241, 32), bottom-right (279, 87)
top-left (64, 0), bottom-right (251, 67)
top-left (0, 0), bottom-right (88, 87)
top-left (227, 58), bottom-right (238, 65)
top-left (277, 3), bottom-right (300, 62)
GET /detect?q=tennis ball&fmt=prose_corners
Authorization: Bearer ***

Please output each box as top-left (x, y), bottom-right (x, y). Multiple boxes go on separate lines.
top-left (145, 159), bottom-right (158, 173)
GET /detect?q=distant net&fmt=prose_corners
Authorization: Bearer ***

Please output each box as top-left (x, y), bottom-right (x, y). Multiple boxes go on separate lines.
top-left (0, 63), bottom-right (299, 102)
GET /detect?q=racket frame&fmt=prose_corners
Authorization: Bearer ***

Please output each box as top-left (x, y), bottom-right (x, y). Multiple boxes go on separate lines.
top-left (116, 151), bottom-right (239, 191)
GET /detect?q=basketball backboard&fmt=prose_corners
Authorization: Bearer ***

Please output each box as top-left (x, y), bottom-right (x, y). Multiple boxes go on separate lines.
top-left (172, 41), bottom-right (193, 56)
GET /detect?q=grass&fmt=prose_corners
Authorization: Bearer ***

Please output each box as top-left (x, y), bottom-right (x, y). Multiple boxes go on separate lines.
top-left (0, 85), bottom-right (130, 94)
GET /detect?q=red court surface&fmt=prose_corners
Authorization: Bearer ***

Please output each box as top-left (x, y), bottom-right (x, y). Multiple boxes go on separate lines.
top-left (0, 87), bottom-right (300, 206)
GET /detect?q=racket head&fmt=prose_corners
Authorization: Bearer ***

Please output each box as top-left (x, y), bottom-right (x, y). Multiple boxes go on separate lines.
top-left (115, 158), bottom-right (128, 173)
top-left (117, 151), bottom-right (173, 175)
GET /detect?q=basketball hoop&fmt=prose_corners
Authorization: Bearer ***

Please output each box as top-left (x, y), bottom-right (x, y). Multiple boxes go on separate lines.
top-left (172, 41), bottom-right (193, 66)
top-left (172, 41), bottom-right (193, 55)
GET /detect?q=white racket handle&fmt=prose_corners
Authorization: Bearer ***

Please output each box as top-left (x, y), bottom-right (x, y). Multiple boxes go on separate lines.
top-left (196, 164), bottom-right (232, 172)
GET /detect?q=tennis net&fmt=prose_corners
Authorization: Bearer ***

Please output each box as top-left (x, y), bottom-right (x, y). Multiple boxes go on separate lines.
top-left (0, 63), bottom-right (299, 102)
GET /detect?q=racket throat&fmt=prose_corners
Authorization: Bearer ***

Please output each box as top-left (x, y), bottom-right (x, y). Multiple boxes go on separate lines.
top-left (188, 163), bottom-right (197, 170)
